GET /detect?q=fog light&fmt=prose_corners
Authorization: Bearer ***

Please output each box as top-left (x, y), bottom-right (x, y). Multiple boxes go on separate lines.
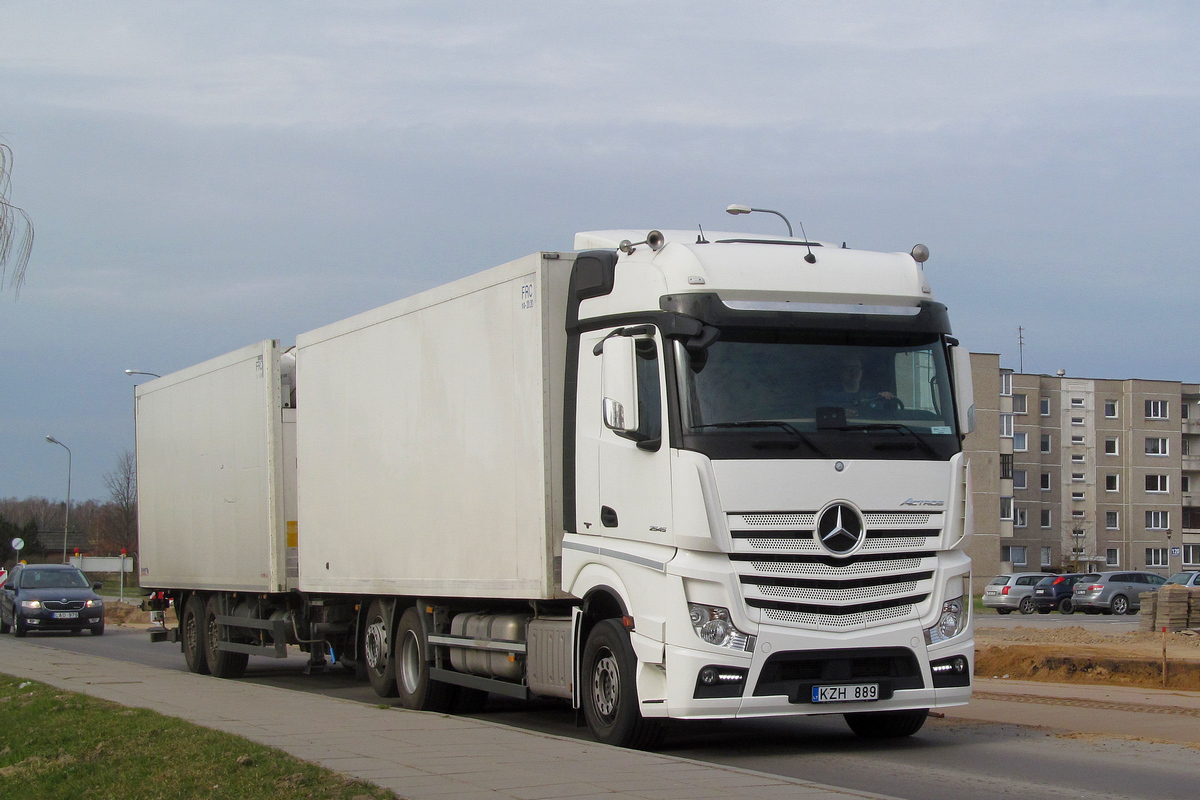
top-left (930, 655), bottom-right (971, 688)
top-left (694, 665), bottom-right (749, 698)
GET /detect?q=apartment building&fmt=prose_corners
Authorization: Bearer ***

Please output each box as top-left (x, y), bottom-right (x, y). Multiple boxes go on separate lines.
top-left (965, 354), bottom-right (1200, 586)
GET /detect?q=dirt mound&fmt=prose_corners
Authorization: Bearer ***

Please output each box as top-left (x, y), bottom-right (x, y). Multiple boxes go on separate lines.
top-left (104, 601), bottom-right (153, 626)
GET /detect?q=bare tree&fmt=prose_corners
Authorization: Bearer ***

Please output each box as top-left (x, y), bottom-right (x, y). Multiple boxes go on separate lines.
top-left (0, 142), bottom-right (34, 295)
top-left (98, 450), bottom-right (138, 555)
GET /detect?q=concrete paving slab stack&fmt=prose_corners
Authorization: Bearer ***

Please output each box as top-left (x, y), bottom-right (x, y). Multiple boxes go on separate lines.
top-left (1155, 585), bottom-right (1190, 632)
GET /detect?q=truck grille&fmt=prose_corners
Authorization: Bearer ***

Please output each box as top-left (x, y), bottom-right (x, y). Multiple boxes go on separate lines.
top-left (729, 510), bottom-right (940, 630)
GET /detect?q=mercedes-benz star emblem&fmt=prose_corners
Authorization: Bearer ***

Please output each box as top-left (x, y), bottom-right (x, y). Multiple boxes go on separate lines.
top-left (817, 503), bottom-right (865, 555)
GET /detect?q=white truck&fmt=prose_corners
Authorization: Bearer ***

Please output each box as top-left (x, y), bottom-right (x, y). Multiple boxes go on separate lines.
top-left (136, 226), bottom-right (975, 748)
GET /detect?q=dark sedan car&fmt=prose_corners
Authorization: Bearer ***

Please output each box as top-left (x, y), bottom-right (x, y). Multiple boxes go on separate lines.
top-left (0, 563), bottom-right (105, 636)
top-left (1032, 573), bottom-right (1098, 614)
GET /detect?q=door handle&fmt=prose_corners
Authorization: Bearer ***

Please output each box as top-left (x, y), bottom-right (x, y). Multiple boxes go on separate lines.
top-left (601, 506), bottom-right (619, 528)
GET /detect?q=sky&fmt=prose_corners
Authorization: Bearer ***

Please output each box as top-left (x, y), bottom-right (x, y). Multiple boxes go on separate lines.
top-left (2, 1), bottom-right (1199, 501)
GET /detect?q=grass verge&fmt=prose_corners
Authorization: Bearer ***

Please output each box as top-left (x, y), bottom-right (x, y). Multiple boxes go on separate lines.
top-left (0, 674), bottom-right (400, 800)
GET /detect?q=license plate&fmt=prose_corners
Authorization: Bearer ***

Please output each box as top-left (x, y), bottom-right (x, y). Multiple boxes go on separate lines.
top-left (812, 684), bottom-right (878, 703)
top-left (52, 612), bottom-right (79, 619)
top-left (985, 589), bottom-right (998, 595)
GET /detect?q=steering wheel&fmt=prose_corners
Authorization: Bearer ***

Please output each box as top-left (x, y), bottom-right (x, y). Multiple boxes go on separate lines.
top-left (866, 395), bottom-right (905, 414)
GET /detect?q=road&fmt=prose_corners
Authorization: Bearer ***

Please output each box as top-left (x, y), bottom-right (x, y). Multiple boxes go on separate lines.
top-left (11, 621), bottom-right (1198, 800)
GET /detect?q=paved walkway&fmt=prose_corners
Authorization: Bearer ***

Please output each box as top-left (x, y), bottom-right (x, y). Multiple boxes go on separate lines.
top-left (0, 637), bottom-right (896, 800)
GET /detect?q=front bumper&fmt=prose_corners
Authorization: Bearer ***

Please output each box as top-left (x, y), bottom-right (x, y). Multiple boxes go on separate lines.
top-left (18, 609), bottom-right (104, 630)
top-left (643, 621), bottom-right (973, 720)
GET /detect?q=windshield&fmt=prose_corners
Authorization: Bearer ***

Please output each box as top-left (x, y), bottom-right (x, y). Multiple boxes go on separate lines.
top-left (676, 328), bottom-right (960, 460)
top-left (19, 568), bottom-right (91, 589)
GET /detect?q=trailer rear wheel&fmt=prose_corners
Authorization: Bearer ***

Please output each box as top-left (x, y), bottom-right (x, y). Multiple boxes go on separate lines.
top-left (581, 619), bottom-right (663, 749)
top-left (395, 607), bottom-right (457, 712)
top-left (181, 595), bottom-right (210, 675)
top-left (204, 595), bottom-right (248, 679)
top-left (364, 599), bottom-right (399, 697)
top-left (844, 708), bottom-right (928, 738)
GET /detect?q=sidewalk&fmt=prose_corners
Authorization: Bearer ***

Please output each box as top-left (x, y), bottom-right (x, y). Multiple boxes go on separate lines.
top-left (0, 638), bottom-right (897, 800)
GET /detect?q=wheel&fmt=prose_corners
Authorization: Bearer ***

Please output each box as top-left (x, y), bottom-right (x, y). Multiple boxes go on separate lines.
top-left (844, 708), bottom-right (929, 738)
top-left (1058, 598), bottom-right (1074, 614)
top-left (1018, 597), bottom-right (1035, 615)
top-left (90, 620), bottom-right (105, 636)
top-left (13, 617), bottom-right (26, 638)
top-left (581, 619), bottom-right (663, 749)
top-left (204, 595), bottom-right (248, 679)
top-left (181, 595), bottom-right (210, 675)
top-left (1110, 595), bottom-right (1130, 616)
top-left (0, 613), bottom-right (9, 634)
top-left (996, 608), bottom-right (1012, 615)
top-left (363, 599), bottom-right (399, 697)
top-left (394, 607), bottom-right (458, 712)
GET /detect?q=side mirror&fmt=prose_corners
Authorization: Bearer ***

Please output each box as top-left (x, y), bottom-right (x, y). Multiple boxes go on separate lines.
top-left (601, 335), bottom-right (639, 434)
top-left (949, 346), bottom-right (975, 434)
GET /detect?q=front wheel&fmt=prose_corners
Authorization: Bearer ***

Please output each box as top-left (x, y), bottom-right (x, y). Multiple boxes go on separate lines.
top-left (394, 608), bottom-right (457, 712)
top-left (1110, 595), bottom-right (1130, 616)
top-left (1018, 597), bottom-right (1035, 615)
top-left (90, 620), bottom-right (105, 636)
top-left (363, 599), bottom-right (399, 697)
top-left (844, 708), bottom-right (929, 738)
top-left (204, 595), bottom-right (248, 679)
top-left (581, 619), bottom-right (663, 749)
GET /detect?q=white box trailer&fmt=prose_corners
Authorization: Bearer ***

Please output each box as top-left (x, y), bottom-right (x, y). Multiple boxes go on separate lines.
top-left (138, 227), bottom-right (976, 749)
top-left (294, 253), bottom-right (571, 599)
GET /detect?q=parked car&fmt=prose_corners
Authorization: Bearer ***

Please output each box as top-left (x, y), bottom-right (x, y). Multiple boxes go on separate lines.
top-left (1073, 571), bottom-right (1166, 615)
top-left (1032, 573), bottom-right (1098, 614)
top-left (1164, 571), bottom-right (1200, 588)
top-left (0, 563), bottom-right (105, 636)
top-left (983, 572), bottom-right (1054, 614)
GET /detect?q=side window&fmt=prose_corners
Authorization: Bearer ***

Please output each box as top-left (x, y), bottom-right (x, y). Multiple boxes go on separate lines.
top-left (633, 339), bottom-right (661, 446)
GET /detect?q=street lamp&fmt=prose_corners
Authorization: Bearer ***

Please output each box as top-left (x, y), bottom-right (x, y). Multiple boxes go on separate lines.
top-left (45, 435), bottom-right (72, 564)
top-left (124, 369), bottom-right (161, 378)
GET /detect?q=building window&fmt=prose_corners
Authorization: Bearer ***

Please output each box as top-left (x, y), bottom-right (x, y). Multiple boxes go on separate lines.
top-left (1000, 372), bottom-right (1012, 396)
top-left (1071, 397), bottom-right (1085, 408)
top-left (1000, 454), bottom-right (1013, 479)
top-left (1182, 403), bottom-right (1190, 420)
top-left (1104, 400), bottom-right (1118, 418)
top-left (1013, 432), bottom-right (1028, 452)
top-left (1184, 544), bottom-right (1200, 566)
top-left (1040, 434), bottom-right (1052, 453)
top-left (1040, 397), bottom-right (1050, 416)
top-left (1105, 438), bottom-right (1119, 455)
top-left (1072, 510), bottom-right (1085, 519)
top-left (1106, 511), bottom-right (1119, 529)
top-left (1012, 394), bottom-right (1027, 414)
top-left (1041, 472), bottom-right (1052, 490)
top-left (1071, 416), bottom-right (1085, 426)
top-left (1145, 400), bottom-right (1169, 420)
top-left (1000, 497), bottom-right (1013, 520)
top-left (1071, 472), bottom-right (1085, 482)
top-left (1183, 476), bottom-right (1191, 493)
top-left (1041, 509), bottom-right (1052, 528)
top-left (1013, 469), bottom-right (1027, 489)
top-left (1183, 439), bottom-right (1191, 456)
top-left (1000, 413), bottom-right (1013, 438)
top-left (1002, 545), bottom-right (1027, 566)
top-left (1071, 453), bottom-right (1086, 463)
top-left (1105, 474), bottom-right (1119, 491)
top-left (1146, 548), bottom-right (1168, 567)
top-left (1146, 474), bottom-right (1168, 493)
top-left (1071, 491), bottom-right (1085, 501)
top-left (1146, 437), bottom-right (1169, 457)
top-left (1041, 546), bottom-right (1052, 566)
top-left (1015, 508), bottom-right (1028, 528)
top-left (1106, 548), bottom-right (1120, 566)
top-left (1146, 510), bottom-right (1169, 530)
top-left (1071, 435), bottom-right (1085, 445)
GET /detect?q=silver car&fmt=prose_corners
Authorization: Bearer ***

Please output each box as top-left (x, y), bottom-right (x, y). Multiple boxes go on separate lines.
top-left (1073, 571), bottom-right (1167, 615)
top-left (1165, 571), bottom-right (1200, 588)
top-left (982, 572), bottom-right (1054, 615)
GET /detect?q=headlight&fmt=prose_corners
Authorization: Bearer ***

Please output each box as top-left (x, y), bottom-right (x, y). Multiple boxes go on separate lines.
top-left (19, 600), bottom-right (42, 609)
top-left (85, 599), bottom-right (101, 608)
top-left (924, 595), bottom-right (967, 645)
top-left (688, 603), bottom-right (755, 652)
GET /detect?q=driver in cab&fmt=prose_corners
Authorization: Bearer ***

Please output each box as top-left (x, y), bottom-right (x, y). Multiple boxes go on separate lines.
top-left (821, 353), bottom-right (895, 418)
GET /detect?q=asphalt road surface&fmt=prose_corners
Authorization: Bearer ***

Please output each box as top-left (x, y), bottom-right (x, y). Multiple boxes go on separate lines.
top-left (10, 625), bottom-right (1197, 800)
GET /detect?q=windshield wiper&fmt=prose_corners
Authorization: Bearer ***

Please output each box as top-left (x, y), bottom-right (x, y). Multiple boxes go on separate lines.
top-left (837, 423), bottom-right (940, 458)
top-left (692, 420), bottom-right (826, 456)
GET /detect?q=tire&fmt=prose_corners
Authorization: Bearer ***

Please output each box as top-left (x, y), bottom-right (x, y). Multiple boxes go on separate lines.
top-left (996, 608), bottom-right (1012, 615)
top-left (13, 617), bottom-right (26, 638)
top-left (394, 607), bottom-right (458, 712)
top-left (845, 708), bottom-right (929, 739)
top-left (1058, 598), bottom-right (1074, 615)
top-left (1018, 597), bottom-right (1035, 615)
top-left (181, 595), bottom-right (210, 675)
top-left (1110, 595), bottom-right (1130, 616)
top-left (90, 620), bottom-right (105, 636)
top-left (204, 595), bottom-right (248, 679)
top-left (363, 599), bottom-right (399, 697)
top-left (581, 619), bottom-right (664, 749)
top-left (0, 613), bottom-right (9, 634)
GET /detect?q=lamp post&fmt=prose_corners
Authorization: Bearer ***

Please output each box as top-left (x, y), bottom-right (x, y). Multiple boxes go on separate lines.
top-left (45, 435), bottom-right (72, 564)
